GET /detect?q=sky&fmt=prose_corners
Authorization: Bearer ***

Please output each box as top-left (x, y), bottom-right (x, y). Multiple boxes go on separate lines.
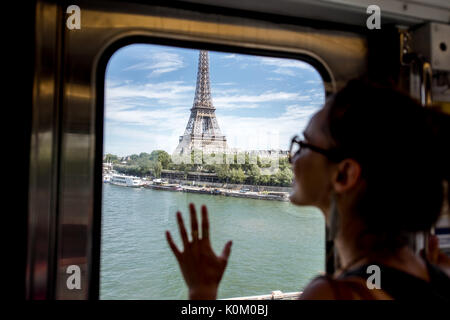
top-left (104, 44), bottom-right (325, 157)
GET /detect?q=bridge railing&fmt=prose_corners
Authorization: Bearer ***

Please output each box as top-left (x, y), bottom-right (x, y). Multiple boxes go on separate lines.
top-left (221, 290), bottom-right (302, 300)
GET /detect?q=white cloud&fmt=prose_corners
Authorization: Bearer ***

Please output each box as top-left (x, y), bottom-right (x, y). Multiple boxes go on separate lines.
top-left (219, 103), bottom-right (322, 151)
top-left (259, 57), bottom-right (315, 77)
top-left (281, 104), bottom-right (320, 119)
top-left (215, 82), bottom-right (236, 86)
top-left (123, 52), bottom-right (184, 77)
top-left (305, 80), bottom-right (320, 84)
top-left (260, 57), bottom-right (313, 70)
top-left (221, 54), bottom-right (237, 59)
top-left (210, 91), bottom-right (312, 110)
top-left (214, 92), bottom-right (308, 104)
top-left (104, 124), bottom-right (185, 156)
top-left (212, 102), bottom-right (260, 110)
top-left (105, 80), bottom-right (195, 109)
top-left (106, 106), bottom-right (189, 127)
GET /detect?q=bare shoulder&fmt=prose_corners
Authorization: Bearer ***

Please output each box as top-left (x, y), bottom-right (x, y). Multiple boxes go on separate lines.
top-left (299, 276), bottom-right (337, 300)
top-left (299, 275), bottom-right (393, 300)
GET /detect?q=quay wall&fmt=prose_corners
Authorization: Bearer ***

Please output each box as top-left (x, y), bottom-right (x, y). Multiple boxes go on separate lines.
top-left (145, 184), bottom-right (290, 202)
top-left (165, 178), bottom-right (292, 193)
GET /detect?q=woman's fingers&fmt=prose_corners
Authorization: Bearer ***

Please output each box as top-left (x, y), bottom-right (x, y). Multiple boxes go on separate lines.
top-left (220, 240), bottom-right (233, 263)
top-left (166, 231), bottom-right (181, 261)
top-left (201, 205), bottom-right (209, 241)
top-left (189, 203), bottom-right (199, 241)
top-left (177, 211), bottom-right (189, 249)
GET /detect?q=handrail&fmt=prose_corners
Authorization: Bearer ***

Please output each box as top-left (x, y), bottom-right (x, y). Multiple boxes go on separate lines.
top-left (421, 61), bottom-right (433, 107)
top-left (221, 290), bottom-right (302, 300)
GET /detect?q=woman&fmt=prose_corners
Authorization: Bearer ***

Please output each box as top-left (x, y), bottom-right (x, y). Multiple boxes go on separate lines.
top-left (166, 79), bottom-right (450, 300)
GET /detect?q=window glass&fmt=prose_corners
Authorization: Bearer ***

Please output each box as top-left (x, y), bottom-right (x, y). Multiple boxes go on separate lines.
top-left (101, 44), bottom-right (325, 299)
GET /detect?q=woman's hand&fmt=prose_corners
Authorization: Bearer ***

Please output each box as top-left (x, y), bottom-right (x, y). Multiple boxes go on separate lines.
top-left (166, 203), bottom-right (233, 299)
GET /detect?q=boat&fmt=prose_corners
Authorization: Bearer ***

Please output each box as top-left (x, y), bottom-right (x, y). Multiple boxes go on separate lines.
top-left (103, 174), bottom-right (112, 183)
top-left (110, 173), bottom-right (144, 187)
top-left (146, 183), bottom-right (184, 192)
top-left (174, 185), bottom-right (184, 191)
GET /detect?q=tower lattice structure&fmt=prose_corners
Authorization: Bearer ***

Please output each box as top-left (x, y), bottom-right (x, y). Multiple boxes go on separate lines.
top-left (175, 50), bottom-right (228, 155)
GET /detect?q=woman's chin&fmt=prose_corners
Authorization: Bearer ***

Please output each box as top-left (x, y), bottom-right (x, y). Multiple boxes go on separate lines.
top-left (289, 190), bottom-right (304, 206)
top-left (289, 186), bottom-right (317, 207)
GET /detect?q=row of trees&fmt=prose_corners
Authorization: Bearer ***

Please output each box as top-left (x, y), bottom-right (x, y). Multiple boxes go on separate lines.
top-left (214, 165), bottom-right (293, 186)
top-left (104, 150), bottom-right (293, 187)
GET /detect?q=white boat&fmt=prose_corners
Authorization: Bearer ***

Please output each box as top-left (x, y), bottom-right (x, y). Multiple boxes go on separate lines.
top-left (103, 174), bottom-right (112, 183)
top-left (110, 174), bottom-right (144, 187)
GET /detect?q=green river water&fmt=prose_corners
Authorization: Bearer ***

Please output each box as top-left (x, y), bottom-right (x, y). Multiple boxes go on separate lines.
top-left (100, 183), bottom-right (325, 299)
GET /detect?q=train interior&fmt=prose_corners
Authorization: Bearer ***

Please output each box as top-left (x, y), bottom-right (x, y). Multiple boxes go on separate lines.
top-left (10, 0), bottom-right (450, 300)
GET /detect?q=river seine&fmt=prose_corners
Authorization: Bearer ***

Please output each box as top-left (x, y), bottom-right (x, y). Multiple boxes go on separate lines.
top-left (100, 183), bottom-right (325, 299)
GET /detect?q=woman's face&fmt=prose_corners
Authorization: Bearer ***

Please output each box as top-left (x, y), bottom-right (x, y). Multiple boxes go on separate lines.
top-left (289, 105), bottom-right (335, 214)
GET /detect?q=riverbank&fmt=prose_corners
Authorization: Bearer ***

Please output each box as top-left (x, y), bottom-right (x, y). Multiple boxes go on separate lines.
top-left (165, 178), bottom-right (292, 193)
top-left (144, 183), bottom-right (290, 201)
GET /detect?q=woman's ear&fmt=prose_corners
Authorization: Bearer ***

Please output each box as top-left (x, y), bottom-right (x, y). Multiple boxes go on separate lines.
top-left (332, 159), bottom-right (362, 193)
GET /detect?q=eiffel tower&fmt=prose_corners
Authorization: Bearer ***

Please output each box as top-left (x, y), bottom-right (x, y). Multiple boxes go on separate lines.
top-left (175, 50), bottom-right (228, 155)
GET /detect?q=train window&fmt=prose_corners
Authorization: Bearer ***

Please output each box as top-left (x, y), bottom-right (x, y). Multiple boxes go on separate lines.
top-left (100, 43), bottom-right (326, 299)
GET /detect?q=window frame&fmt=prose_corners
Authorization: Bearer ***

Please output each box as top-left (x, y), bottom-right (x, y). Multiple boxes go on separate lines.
top-left (28, 0), bottom-right (368, 300)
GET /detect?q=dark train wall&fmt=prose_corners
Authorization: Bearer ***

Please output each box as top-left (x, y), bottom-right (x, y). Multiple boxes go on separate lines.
top-left (6, 0), bottom-right (36, 299)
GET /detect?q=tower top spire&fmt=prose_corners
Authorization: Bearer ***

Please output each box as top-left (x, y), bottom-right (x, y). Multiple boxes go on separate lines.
top-left (192, 50), bottom-right (214, 109)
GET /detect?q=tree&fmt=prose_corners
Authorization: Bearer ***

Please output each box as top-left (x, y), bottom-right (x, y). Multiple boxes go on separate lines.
top-left (230, 168), bottom-right (245, 184)
top-left (158, 150), bottom-right (171, 169)
top-left (246, 164), bottom-right (261, 185)
top-left (215, 164), bottom-right (230, 183)
top-left (136, 157), bottom-right (152, 170)
top-left (115, 164), bottom-right (140, 176)
top-left (190, 149), bottom-right (202, 168)
top-left (139, 164), bottom-right (151, 177)
top-left (277, 167), bottom-right (293, 186)
top-left (236, 168), bottom-right (246, 184)
top-left (278, 156), bottom-right (290, 171)
top-left (139, 152), bottom-right (151, 159)
top-left (104, 153), bottom-right (118, 163)
top-left (259, 174), bottom-right (271, 186)
top-left (152, 161), bottom-right (162, 178)
top-left (150, 150), bottom-right (171, 169)
top-left (270, 174), bottom-right (280, 186)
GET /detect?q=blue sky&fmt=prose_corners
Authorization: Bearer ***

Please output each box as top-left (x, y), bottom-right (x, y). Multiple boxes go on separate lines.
top-left (104, 44), bottom-right (325, 157)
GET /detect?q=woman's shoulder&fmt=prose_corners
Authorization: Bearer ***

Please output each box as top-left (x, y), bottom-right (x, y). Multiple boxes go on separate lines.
top-left (299, 274), bottom-right (393, 300)
top-left (299, 275), bottom-right (337, 300)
